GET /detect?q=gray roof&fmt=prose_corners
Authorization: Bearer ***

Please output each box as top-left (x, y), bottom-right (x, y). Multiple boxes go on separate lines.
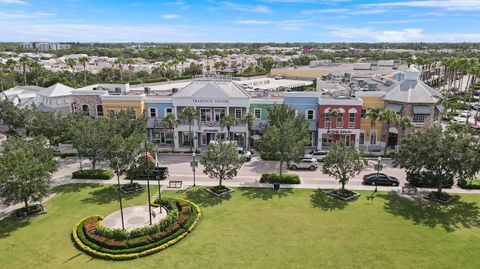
top-left (39, 83), bottom-right (73, 97)
top-left (383, 66), bottom-right (442, 104)
top-left (173, 78), bottom-right (249, 99)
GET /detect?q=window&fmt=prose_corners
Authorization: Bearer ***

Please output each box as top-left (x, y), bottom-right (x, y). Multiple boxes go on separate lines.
top-left (235, 108), bottom-right (242, 119)
top-left (348, 112), bottom-right (356, 128)
top-left (361, 109), bottom-right (367, 118)
top-left (336, 113), bottom-right (343, 128)
top-left (325, 114), bottom-right (331, 127)
top-left (130, 109), bottom-right (136, 119)
top-left (165, 107), bottom-right (173, 115)
top-left (359, 133), bottom-right (365, 145)
top-left (306, 109), bottom-right (314, 120)
top-left (149, 107), bottom-right (157, 117)
top-left (413, 114), bottom-right (427, 123)
top-left (109, 110), bottom-right (116, 118)
top-left (96, 105), bottom-right (103, 117)
top-left (214, 108), bottom-right (226, 122)
top-left (200, 108), bottom-right (212, 122)
top-left (321, 134), bottom-right (332, 148)
top-left (254, 108), bottom-right (261, 119)
top-left (81, 104), bottom-right (89, 115)
top-left (370, 131), bottom-right (377, 145)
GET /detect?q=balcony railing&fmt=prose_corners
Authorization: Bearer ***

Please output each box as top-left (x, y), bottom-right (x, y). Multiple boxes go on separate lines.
top-left (348, 122), bottom-right (356, 128)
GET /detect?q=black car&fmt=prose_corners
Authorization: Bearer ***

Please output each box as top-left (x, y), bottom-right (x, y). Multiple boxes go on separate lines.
top-left (363, 173), bottom-right (400, 186)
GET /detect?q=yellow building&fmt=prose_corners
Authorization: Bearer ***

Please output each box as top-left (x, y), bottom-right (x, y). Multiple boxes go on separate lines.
top-left (355, 91), bottom-right (385, 152)
top-left (270, 68), bottom-right (327, 79)
top-left (100, 94), bottom-right (146, 119)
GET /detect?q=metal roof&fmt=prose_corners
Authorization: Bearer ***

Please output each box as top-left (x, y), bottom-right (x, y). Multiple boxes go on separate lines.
top-left (173, 78), bottom-right (249, 99)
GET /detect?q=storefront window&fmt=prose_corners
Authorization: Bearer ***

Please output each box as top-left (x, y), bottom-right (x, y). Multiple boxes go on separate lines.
top-left (336, 113), bottom-right (343, 128)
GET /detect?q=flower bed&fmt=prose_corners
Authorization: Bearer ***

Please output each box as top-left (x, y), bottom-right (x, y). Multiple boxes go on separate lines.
top-left (328, 189), bottom-right (360, 201)
top-left (72, 169), bottom-right (113, 180)
top-left (72, 198), bottom-right (201, 260)
top-left (119, 183), bottom-right (144, 194)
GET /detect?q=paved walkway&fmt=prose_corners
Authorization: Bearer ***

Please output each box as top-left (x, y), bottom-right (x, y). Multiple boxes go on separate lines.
top-left (102, 205), bottom-right (167, 231)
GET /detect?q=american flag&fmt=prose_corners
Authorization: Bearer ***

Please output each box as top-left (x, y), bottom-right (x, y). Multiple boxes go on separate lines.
top-left (145, 151), bottom-right (155, 164)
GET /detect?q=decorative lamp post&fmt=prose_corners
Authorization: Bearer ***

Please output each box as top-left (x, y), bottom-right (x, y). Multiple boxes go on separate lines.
top-left (115, 157), bottom-right (125, 230)
top-left (192, 152), bottom-right (196, 187)
top-left (375, 156), bottom-right (382, 193)
top-left (144, 140), bottom-right (152, 225)
top-left (155, 144), bottom-right (162, 213)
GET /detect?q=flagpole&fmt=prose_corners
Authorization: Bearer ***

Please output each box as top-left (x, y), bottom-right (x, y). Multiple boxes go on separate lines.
top-left (145, 140), bottom-right (152, 225)
top-left (155, 144), bottom-right (162, 213)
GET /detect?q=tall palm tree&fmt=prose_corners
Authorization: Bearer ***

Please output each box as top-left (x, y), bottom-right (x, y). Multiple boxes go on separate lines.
top-left (220, 115), bottom-right (236, 141)
top-left (177, 56), bottom-right (186, 75)
top-left (19, 56), bottom-right (30, 86)
top-left (362, 107), bottom-right (381, 154)
top-left (5, 59), bottom-right (16, 87)
top-left (126, 58), bottom-right (135, 81)
top-left (161, 113), bottom-right (178, 153)
top-left (0, 62), bottom-right (5, 91)
top-left (66, 58), bottom-right (76, 81)
top-left (114, 57), bottom-right (124, 81)
top-left (29, 61), bottom-right (41, 86)
top-left (397, 116), bottom-right (414, 139)
top-left (180, 106), bottom-right (198, 152)
top-left (78, 56), bottom-right (89, 86)
top-left (323, 108), bottom-right (340, 149)
top-left (242, 112), bottom-right (255, 151)
top-left (379, 108), bottom-right (401, 156)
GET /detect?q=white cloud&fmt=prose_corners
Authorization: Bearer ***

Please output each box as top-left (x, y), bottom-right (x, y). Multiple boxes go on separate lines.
top-left (0, 0), bottom-right (25, 4)
top-left (221, 2), bottom-right (271, 13)
top-left (232, 20), bottom-right (273, 25)
top-left (348, 9), bottom-right (386, 15)
top-left (361, 0), bottom-right (480, 11)
top-left (0, 11), bottom-right (55, 20)
top-left (161, 14), bottom-right (180, 19)
top-left (368, 19), bottom-right (432, 24)
top-left (302, 8), bottom-right (348, 14)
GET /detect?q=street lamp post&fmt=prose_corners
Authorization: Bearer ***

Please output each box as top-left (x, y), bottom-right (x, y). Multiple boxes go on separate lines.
top-left (144, 140), bottom-right (152, 226)
top-left (115, 158), bottom-right (125, 230)
top-left (192, 152), bottom-right (196, 187)
top-left (375, 156), bottom-right (382, 193)
top-left (155, 144), bottom-right (162, 213)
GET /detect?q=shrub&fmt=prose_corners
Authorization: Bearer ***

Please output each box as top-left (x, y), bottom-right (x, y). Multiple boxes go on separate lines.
top-left (458, 179), bottom-right (480, 189)
top-left (72, 169), bottom-right (113, 180)
top-left (208, 185), bottom-right (231, 194)
top-left (406, 171), bottom-right (454, 188)
top-left (260, 173), bottom-right (301, 184)
top-left (53, 151), bottom-right (77, 158)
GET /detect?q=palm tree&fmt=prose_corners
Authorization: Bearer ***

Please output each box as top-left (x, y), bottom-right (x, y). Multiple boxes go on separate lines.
top-left (29, 61), bottom-right (41, 86)
top-left (242, 112), bottom-right (255, 150)
top-left (220, 115), bottom-right (236, 141)
top-left (19, 56), bottom-right (30, 86)
top-left (323, 108), bottom-right (340, 149)
top-left (161, 113), bottom-right (178, 153)
top-left (5, 59), bottom-right (16, 87)
top-left (180, 106), bottom-right (198, 152)
top-left (66, 58), bottom-right (76, 81)
top-left (362, 107), bottom-right (381, 154)
top-left (78, 56), bottom-right (89, 86)
top-left (115, 57), bottom-right (124, 81)
top-left (0, 62), bottom-right (5, 91)
top-left (177, 56), bottom-right (187, 75)
top-left (397, 116), bottom-right (414, 139)
top-left (379, 108), bottom-right (401, 156)
top-left (126, 58), bottom-right (135, 81)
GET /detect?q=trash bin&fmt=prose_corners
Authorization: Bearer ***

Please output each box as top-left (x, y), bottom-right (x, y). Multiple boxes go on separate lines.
top-left (273, 182), bottom-right (280, 190)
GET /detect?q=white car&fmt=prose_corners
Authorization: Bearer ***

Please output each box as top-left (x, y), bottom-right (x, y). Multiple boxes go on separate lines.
top-left (288, 158), bottom-right (319, 170)
top-left (461, 110), bottom-right (472, 118)
top-left (450, 117), bottom-right (467, 124)
top-left (238, 147), bottom-right (252, 161)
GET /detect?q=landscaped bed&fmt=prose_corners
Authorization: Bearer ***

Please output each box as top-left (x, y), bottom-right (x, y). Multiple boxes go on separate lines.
top-left (1, 184), bottom-right (480, 268)
top-left (205, 185), bottom-right (234, 197)
top-left (327, 189), bottom-right (360, 201)
top-left (259, 173), bottom-right (301, 184)
top-left (13, 204), bottom-right (46, 219)
top-left (72, 198), bottom-right (201, 260)
top-left (119, 182), bottom-right (144, 194)
top-left (458, 179), bottom-right (480, 190)
top-left (72, 169), bottom-right (113, 180)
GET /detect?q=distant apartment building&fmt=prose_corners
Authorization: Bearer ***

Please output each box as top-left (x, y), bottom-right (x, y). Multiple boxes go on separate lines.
top-left (20, 42), bottom-right (71, 51)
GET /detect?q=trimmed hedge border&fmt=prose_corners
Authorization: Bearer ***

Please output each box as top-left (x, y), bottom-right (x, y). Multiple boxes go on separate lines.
top-left (260, 173), bottom-right (301, 184)
top-left (72, 199), bottom-right (201, 260)
top-left (72, 169), bottom-right (113, 180)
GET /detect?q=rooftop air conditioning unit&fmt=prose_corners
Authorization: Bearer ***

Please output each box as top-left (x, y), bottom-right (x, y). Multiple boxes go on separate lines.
top-left (172, 88), bottom-right (179, 94)
top-left (115, 87), bottom-right (121, 94)
top-left (144, 87), bottom-right (151, 95)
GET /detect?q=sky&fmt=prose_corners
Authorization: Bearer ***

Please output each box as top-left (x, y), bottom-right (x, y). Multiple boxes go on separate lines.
top-left (1, 0), bottom-right (480, 43)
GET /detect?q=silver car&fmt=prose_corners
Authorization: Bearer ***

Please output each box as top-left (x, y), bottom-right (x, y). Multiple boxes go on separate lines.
top-left (288, 158), bottom-right (319, 170)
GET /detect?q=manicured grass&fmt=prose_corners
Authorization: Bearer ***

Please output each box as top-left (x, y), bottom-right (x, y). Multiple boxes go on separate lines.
top-left (1, 184), bottom-right (480, 268)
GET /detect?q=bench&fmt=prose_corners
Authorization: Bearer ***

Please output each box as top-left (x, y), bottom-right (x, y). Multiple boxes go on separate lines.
top-left (168, 180), bottom-right (183, 188)
top-left (402, 185), bottom-right (417, 194)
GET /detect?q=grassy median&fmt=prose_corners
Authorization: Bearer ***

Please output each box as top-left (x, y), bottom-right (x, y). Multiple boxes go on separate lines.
top-left (0, 184), bottom-right (479, 268)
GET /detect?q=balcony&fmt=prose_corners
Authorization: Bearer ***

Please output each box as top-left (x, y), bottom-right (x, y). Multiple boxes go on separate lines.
top-left (348, 122), bottom-right (356, 128)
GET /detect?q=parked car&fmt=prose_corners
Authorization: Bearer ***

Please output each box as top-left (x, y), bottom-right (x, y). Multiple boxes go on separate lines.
top-left (238, 147), bottom-right (252, 161)
top-left (308, 149), bottom-right (328, 162)
top-left (460, 110), bottom-right (472, 118)
top-left (288, 158), bottom-right (318, 170)
top-left (471, 103), bottom-right (480, 110)
top-left (450, 117), bottom-right (466, 124)
top-left (363, 173), bottom-right (400, 186)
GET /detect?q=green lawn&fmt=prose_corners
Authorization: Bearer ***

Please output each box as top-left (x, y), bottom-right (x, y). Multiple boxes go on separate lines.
top-left (1, 184), bottom-right (480, 269)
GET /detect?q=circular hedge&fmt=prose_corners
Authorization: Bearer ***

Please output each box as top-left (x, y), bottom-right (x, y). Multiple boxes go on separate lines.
top-left (72, 198), bottom-right (201, 260)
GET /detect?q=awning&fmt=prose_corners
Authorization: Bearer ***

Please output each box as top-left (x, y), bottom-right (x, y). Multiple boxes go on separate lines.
top-left (435, 104), bottom-right (445, 113)
top-left (386, 103), bottom-right (402, 113)
top-left (251, 135), bottom-right (262, 140)
top-left (413, 105), bottom-right (431, 114)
